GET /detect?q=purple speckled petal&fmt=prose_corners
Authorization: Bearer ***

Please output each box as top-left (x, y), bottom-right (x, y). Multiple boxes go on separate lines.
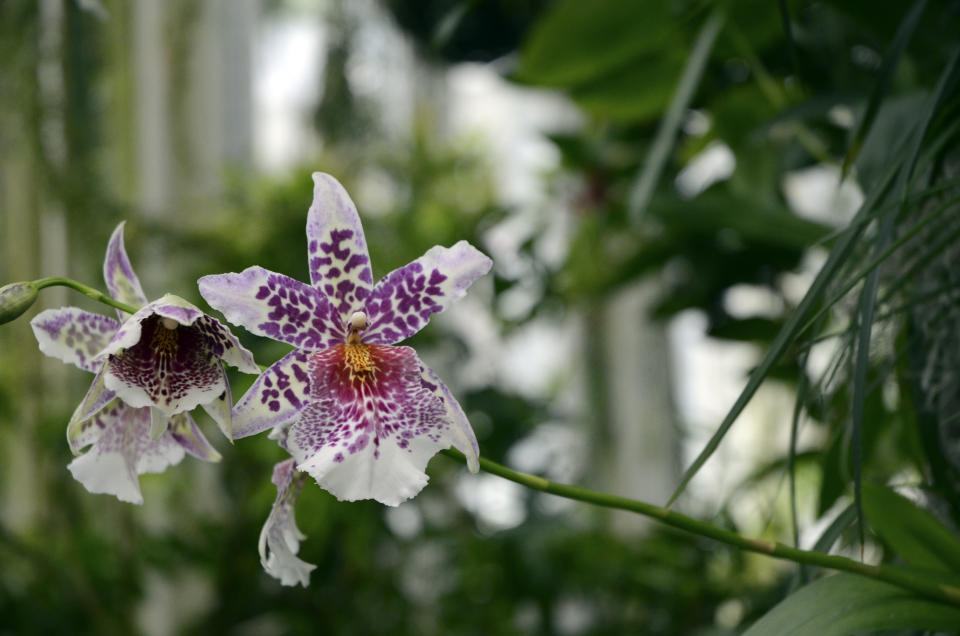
top-left (419, 362), bottom-right (479, 473)
top-left (193, 315), bottom-right (260, 374)
top-left (31, 307), bottom-right (120, 373)
top-left (364, 241), bottom-right (492, 345)
top-left (103, 313), bottom-right (227, 416)
top-left (199, 267), bottom-right (343, 349)
top-left (232, 349), bottom-right (310, 439)
top-left (306, 173), bottom-right (373, 318)
top-left (67, 403), bottom-right (187, 505)
top-left (258, 459), bottom-right (315, 587)
top-left (287, 344), bottom-right (451, 506)
top-left (201, 362), bottom-right (233, 440)
top-left (103, 222), bottom-right (147, 318)
top-left (66, 366), bottom-right (117, 454)
top-left (168, 412), bottom-right (221, 462)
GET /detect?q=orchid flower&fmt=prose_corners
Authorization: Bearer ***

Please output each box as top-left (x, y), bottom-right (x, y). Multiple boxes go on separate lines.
top-left (199, 173), bottom-right (492, 506)
top-left (30, 223), bottom-right (259, 504)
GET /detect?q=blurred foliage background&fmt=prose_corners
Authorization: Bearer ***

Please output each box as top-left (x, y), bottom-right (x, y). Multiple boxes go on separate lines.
top-left (1, 0), bottom-right (960, 634)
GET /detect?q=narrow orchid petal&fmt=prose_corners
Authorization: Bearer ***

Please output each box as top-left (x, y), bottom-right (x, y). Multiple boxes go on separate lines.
top-left (258, 459), bottom-right (315, 587)
top-left (103, 312), bottom-right (227, 416)
top-left (103, 222), bottom-right (147, 318)
top-left (168, 412), bottom-right (222, 462)
top-left (306, 173), bottom-right (374, 317)
top-left (192, 315), bottom-right (260, 374)
top-left (288, 344), bottom-right (458, 506)
top-left (150, 407), bottom-right (168, 440)
top-left (66, 401), bottom-right (109, 456)
top-left (67, 403), bottom-right (186, 505)
top-left (31, 307), bottom-right (119, 373)
top-left (420, 363), bottom-right (479, 473)
top-left (201, 362), bottom-right (233, 440)
top-left (199, 267), bottom-right (343, 349)
top-left (66, 366), bottom-right (117, 454)
top-left (364, 241), bottom-right (493, 345)
top-left (232, 349), bottom-right (310, 439)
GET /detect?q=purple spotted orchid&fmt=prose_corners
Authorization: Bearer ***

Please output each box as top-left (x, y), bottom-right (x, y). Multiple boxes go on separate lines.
top-left (30, 223), bottom-right (259, 504)
top-left (199, 172), bottom-right (491, 506)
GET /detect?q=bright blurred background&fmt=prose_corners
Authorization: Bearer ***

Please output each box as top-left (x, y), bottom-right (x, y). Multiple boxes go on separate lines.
top-left (1, 1), bottom-right (959, 634)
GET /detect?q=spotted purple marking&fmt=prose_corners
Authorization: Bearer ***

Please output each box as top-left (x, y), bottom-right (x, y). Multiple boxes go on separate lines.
top-left (311, 228), bottom-right (372, 316)
top-left (363, 241), bottom-right (492, 345)
top-left (363, 262), bottom-right (445, 344)
top-left (31, 308), bottom-right (120, 373)
top-left (289, 344), bottom-right (447, 465)
top-left (107, 314), bottom-right (223, 411)
top-left (305, 173), bottom-right (374, 317)
top-left (253, 272), bottom-right (344, 349)
top-left (232, 349), bottom-right (311, 439)
top-left (68, 398), bottom-right (118, 452)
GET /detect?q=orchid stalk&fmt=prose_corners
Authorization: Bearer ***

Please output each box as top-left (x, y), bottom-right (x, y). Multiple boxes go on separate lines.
top-left (12, 265), bottom-right (960, 608)
top-left (9, 266), bottom-right (960, 604)
top-left (3, 173), bottom-right (959, 606)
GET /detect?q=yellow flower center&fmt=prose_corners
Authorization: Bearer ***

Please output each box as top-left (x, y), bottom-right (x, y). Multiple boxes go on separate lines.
top-left (343, 343), bottom-right (376, 381)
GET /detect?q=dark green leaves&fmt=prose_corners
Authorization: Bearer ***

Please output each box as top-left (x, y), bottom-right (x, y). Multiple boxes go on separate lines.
top-left (742, 573), bottom-right (960, 636)
top-left (863, 483), bottom-right (960, 573)
top-left (516, 0), bottom-right (691, 122)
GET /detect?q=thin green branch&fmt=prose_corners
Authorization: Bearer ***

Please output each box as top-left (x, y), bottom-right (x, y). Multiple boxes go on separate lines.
top-left (33, 276), bottom-right (138, 315)
top-left (442, 448), bottom-right (960, 608)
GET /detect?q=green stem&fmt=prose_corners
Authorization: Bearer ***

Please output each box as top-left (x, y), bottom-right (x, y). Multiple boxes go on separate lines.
top-left (33, 277), bottom-right (138, 315)
top-left (441, 448), bottom-right (960, 608)
top-left (25, 276), bottom-right (960, 607)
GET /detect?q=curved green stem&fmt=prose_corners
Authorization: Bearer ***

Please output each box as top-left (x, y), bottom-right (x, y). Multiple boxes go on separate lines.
top-left (33, 277), bottom-right (139, 315)
top-left (22, 277), bottom-right (960, 607)
top-left (441, 448), bottom-right (960, 608)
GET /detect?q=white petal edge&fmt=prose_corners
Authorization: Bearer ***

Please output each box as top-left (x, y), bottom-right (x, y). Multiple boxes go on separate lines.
top-left (421, 363), bottom-right (479, 473)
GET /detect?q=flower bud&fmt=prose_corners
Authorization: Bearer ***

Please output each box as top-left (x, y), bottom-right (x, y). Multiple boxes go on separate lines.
top-left (0, 281), bottom-right (39, 325)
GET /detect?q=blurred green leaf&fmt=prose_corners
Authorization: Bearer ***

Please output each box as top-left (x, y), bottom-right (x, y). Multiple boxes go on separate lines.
top-left (841, 0), bottom-right (928, 176)
top-left (742, 573), bottom-right (960, 636)
top-left (668, 156), bottom-right (900, 506)
top-left (516, 0), bottom-right (675, 87)
top-left (863, 483), bottom-right (960, 573)
top-left (650, 192), bottom-right (831, 248)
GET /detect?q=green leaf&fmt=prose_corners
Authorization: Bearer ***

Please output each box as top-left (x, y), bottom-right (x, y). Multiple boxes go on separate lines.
top-left (841, 0), bottom-right (928, 177)
top-left (649, 192), bottom-right (832, 249)
top-left (863, 483), bottom-right (960, 573)
top-left (707, 317), bottom-right (782, 342)
top-left (627, 9), bottom-right (723, 221)
top-left (666, 157), bottom-right (902, 506)
top-left (743, 573), bottom-right (960, 636)
top-left (567, 51), bottom-right (686, 122)
top-left (516, 0), bottom-right (674, 87)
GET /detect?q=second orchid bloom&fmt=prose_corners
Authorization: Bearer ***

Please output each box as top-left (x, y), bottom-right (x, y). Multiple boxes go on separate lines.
top-left (31, 224), bottom-right (259, 504)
